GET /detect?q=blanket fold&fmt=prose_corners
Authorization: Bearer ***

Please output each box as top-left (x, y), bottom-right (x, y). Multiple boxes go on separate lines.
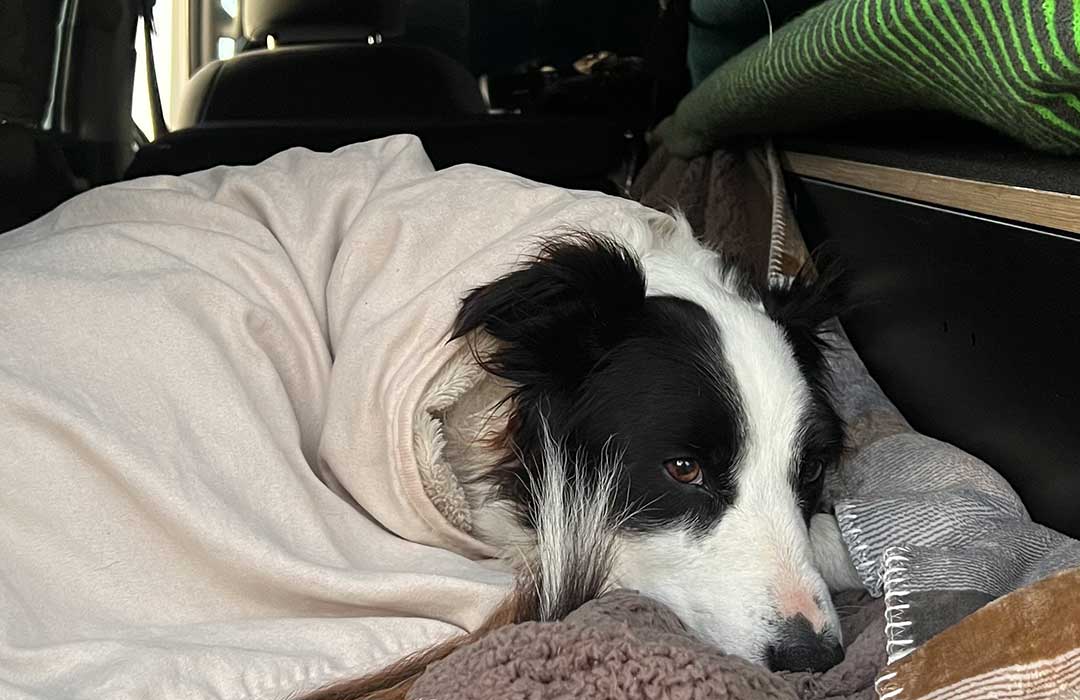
top-left (0, 135), bottom-right (674, 700)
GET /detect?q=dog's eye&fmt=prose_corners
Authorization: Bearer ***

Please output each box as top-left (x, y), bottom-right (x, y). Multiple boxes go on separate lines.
top-left (663, 458), bottom-right (703, 485)
top-left (800, 460), bottom-right (825, 484)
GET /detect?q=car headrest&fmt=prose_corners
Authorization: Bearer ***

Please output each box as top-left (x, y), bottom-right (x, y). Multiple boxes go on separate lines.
top-left (242, 0), bottom-right (404, 44)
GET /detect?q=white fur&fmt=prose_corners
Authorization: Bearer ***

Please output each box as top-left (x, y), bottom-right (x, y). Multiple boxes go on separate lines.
top-left (607, 210), bottom-right (841, 661)
top-left (527, 423), bottom-right (622, 620)
top-left (474, 208), bottom-right (851, 664)
top-left (810, 513), bottom-right (864, 592)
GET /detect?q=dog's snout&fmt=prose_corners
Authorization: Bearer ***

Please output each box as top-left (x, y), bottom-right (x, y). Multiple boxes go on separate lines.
top-left (766, 615), bottom-right (844, 673)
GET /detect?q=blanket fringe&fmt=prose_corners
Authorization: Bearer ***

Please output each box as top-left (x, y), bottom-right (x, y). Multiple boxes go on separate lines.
top-left (764, 139), bottom-right (791, 287)
top-left (875, 544), bottom-right (915, 700)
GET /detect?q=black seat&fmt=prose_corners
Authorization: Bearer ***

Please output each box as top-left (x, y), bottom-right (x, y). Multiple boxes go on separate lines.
top-left (2, 0), bottom-right (138, 233)
top-left (126, 0), bottom-right (630, 193)
top-left (174, 0), bottom-right (484, 130)
top-left (127, 116), bottom-right (626, 193)
top-left (176, 43), bottom-right (485, 128)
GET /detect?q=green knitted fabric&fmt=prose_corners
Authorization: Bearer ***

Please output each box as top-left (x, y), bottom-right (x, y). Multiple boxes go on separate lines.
top-left (658, 0), bottom-right (1080, 156)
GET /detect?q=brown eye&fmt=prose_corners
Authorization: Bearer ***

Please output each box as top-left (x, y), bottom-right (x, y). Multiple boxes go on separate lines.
top-left (664, 458), bottom-right (703, 485)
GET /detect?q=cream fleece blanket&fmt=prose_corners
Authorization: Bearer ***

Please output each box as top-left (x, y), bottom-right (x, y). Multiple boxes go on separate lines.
top-left (0, 136), bottom-right (659, 700)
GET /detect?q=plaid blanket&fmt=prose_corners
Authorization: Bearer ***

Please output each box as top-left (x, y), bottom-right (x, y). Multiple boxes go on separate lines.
top-left (825, 325), bottom-right (1080, 660)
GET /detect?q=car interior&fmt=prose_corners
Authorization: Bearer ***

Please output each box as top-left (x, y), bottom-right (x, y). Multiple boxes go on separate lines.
top-left (4, 0), bottom-right (1075, 538)
top-left (2, 0), bottom-right (1079, 695)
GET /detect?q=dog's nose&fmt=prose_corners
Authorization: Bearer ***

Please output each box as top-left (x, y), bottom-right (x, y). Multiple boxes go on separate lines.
top-left (766, 614), bottom-right (844, 673)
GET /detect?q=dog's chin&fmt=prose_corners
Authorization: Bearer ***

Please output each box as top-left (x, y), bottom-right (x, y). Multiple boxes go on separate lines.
top-left (683, 616), bottom-right (770, 665)
top-left (623, 586), bottom-right (774, 664)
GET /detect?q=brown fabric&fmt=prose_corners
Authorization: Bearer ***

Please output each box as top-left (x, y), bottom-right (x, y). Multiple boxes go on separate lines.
top-left (631, 145), bottom-right (776, 279)
top-left (880, 566), bottom-right (1080, 700)
top-left (845, 411), bottom-right (912, 450)
top-left (408, 590), bottom-right (886, 700)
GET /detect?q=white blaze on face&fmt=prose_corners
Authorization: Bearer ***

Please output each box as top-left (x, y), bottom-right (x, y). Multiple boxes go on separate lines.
top-left (711, 297), bottom-right (840, 641)
top-left (614, 244), bottom-right (840, 662)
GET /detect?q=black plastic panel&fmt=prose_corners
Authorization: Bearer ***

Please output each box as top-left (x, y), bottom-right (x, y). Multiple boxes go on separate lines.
top-left (791, 177), bottom-right (1080, 538)
top-left (125, 116), bottom-right (628, 194)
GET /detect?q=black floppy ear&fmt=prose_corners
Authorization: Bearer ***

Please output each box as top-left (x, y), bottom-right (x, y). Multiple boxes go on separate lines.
top-left (451, 233), bottom-right (646, 389)
top-left (763, 259), bottom-right (849, 370)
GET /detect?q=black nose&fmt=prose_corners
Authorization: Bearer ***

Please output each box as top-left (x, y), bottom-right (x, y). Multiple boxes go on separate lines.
top-left (766, 615), bottom-right (845, 673)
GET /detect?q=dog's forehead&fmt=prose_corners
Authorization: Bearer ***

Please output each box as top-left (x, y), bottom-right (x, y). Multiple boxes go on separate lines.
top-left (575, 299), bottom-right (741, 449)
top-left (713, 306), bottom-right (810, 477)
top-left (640, 254), bottom-right (812, 474)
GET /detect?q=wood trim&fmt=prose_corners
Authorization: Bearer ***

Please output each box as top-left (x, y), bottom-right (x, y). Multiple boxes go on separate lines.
top-left (781, 151), bottom-right (1080, 236)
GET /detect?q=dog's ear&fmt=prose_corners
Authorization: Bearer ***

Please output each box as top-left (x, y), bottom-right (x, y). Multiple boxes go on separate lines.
top-left (451, 233), bottom-right (646, 388)
top-left (762, 259), bottom-right (848, 371)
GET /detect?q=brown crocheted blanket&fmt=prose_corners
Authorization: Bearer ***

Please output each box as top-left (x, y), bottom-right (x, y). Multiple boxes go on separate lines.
top-left (409, 590), bottom-right (885, 700)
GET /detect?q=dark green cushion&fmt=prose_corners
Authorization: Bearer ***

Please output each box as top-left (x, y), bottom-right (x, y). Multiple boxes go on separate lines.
top-left (661, 0), bottom-right (1080, 156)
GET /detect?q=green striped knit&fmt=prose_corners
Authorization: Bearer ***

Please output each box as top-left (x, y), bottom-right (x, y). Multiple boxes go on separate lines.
top-left (657, 0), bottom-right (1080, 156)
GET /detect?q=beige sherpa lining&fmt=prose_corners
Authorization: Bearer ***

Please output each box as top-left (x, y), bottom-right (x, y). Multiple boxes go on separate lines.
top-left (413, 335), bottom-right (509, 535)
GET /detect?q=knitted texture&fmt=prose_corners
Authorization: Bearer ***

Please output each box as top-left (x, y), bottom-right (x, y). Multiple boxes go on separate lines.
top-left (409, 590), bottom-right (886, 700)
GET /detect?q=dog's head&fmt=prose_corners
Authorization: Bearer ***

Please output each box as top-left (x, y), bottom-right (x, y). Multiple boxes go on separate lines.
top-left (452, 224), bottom-right (846, 672)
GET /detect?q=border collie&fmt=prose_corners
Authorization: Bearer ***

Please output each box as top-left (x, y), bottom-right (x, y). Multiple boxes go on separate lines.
top-left (304, 213), bottom-right (854, 699)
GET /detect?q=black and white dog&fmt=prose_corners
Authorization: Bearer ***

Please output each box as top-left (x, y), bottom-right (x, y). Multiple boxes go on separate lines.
top-left (306, 212), bottom-right (857, 699)
top-left (450, 213), bottom-right (854, 673)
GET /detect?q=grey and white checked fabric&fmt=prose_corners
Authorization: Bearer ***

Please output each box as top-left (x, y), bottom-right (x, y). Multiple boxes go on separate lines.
top-left (825, 329), bottom-right (1080, 656)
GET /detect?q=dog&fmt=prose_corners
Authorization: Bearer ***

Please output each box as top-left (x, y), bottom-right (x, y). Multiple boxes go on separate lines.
top-left (304, 212), bottom-right (858, 699)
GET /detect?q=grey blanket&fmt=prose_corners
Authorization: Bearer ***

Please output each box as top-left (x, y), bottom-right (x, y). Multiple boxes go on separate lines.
top-left (826, 334), bottom-right (1080, 658)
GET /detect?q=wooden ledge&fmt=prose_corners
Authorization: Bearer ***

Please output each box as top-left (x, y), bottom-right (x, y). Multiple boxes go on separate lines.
top-left (781, 151), bottom-right (1080, 236)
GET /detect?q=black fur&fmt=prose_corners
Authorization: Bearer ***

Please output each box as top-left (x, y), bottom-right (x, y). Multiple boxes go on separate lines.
top-left (453, 234), bottom-right (747, 534)
top-left (762, 260), bottom-right (848, 520)
top-left (452, 233), bottom-right (647, 390)
top-left (454, 234), bottom-right (846, 534)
